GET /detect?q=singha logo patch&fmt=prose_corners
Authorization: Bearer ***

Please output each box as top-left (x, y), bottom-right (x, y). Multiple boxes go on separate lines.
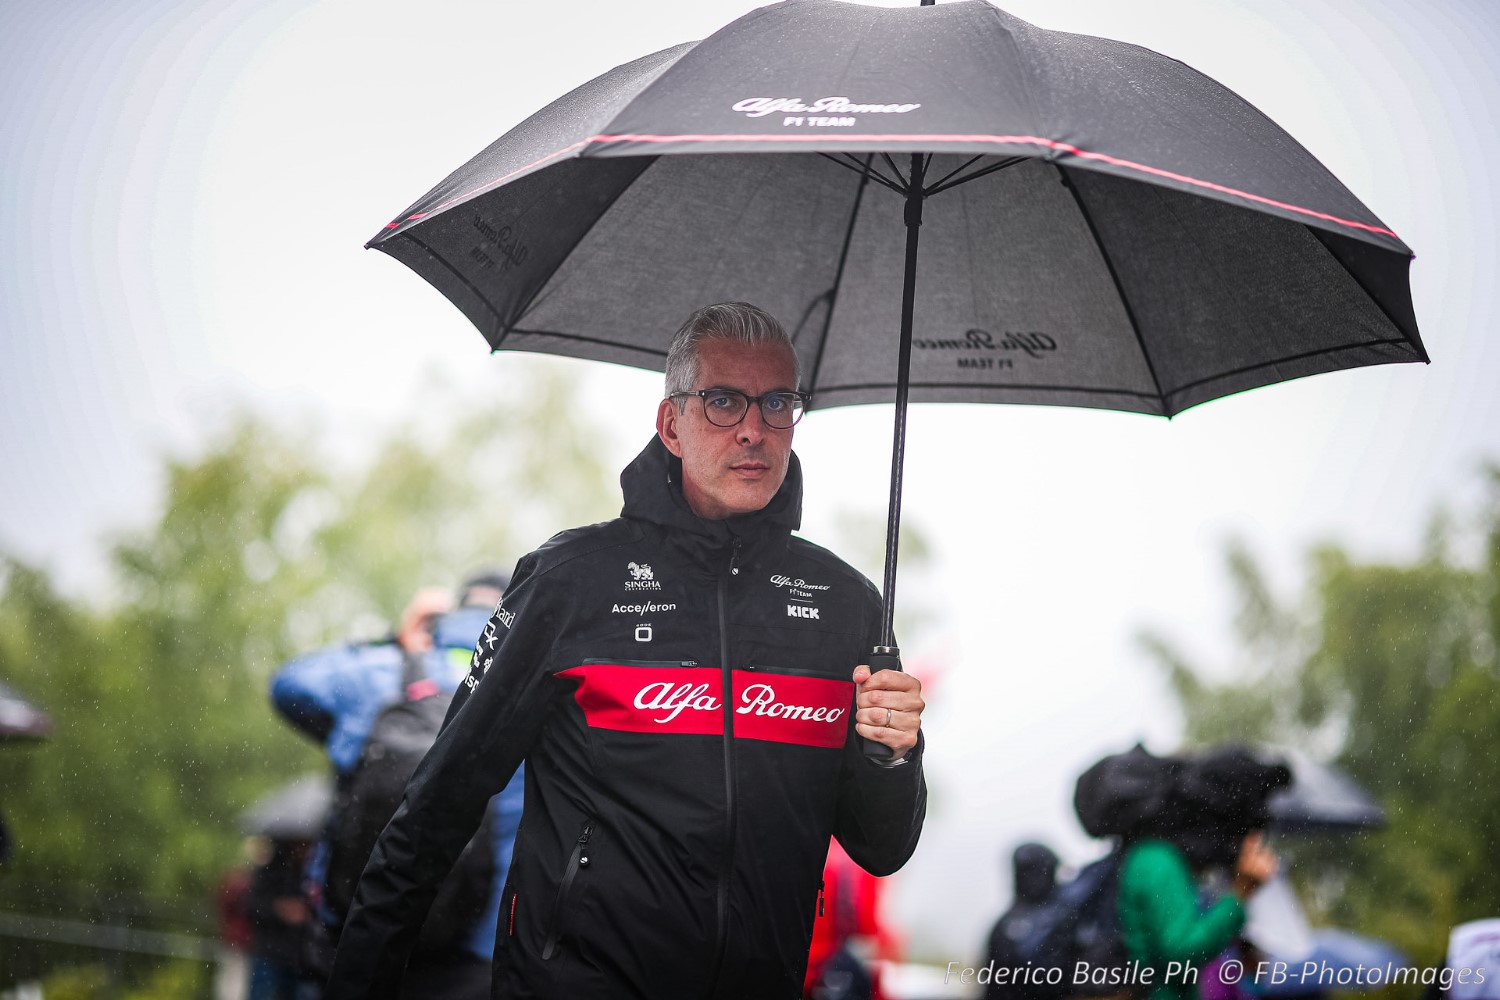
top-left (625, 561), bottom-right (662, 591)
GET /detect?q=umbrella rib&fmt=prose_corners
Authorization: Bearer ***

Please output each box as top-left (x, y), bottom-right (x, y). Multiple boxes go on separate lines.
top-left (396, 230), bottom-right (518, 346)
top-left (924, 154), bottom-right (987, 193)
top-left (816, 382), bottom-right (1167, 416)
top-left (816, 153), bottom-right (906, 195)
top-left (815, 330), bottom-right (1417, 413)
top-left (1306, 228), bottom-right (1427, 360)
top-left (1163, 335), bottom-right (1420, 407)
top-left (924, 156), bottom-right (1029, 198)
top-left (505, 327), bottom-right (670, 361)
top-left (880, 153), bottom-right (911, 192)
top-left (864, 159), bottom-right (906, 194)
top-left (1053, 164), bottom-right (1168, 406)
top-left (807, 155), bottom-right (875, 396)
top-left (818, 151), bottom-right (900, 192)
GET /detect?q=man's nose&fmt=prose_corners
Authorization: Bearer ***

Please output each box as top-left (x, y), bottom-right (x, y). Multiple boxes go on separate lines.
top-left (736, 403), bottom-right (768, 444)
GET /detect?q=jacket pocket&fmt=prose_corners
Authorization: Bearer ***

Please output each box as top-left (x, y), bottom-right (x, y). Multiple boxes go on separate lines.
top-left (541, 820), bottom-right (595, 960)
top-left (744, 662), bottom-right (849, 680)
top-left (581, 658), bottom-right (699, 667)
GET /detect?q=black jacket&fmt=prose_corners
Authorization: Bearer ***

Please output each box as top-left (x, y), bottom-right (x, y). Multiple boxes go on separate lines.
top-left (327, 438), bottom-right (927, 999)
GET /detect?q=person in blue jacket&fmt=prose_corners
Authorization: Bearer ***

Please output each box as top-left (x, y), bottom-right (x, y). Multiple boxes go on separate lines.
top-left (271, 573), bottom-right (522, 999)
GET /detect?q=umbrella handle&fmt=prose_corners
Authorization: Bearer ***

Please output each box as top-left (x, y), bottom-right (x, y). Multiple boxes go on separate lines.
top-left (860, 646), bottom-right (904, 760)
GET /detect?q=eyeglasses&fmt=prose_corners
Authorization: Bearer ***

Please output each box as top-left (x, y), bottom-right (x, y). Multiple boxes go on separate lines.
top-left (669, 388), bottom-right (810, 429)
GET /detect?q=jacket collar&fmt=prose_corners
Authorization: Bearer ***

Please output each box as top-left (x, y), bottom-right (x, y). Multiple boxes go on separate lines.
top-left (620, 436), bottom-right (803, 567)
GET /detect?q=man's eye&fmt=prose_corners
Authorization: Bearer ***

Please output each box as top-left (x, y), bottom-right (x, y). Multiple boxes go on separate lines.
top-left (705, 392), bottom-right (739, 409)
top-left (764, 395), bottom-right (789, 412)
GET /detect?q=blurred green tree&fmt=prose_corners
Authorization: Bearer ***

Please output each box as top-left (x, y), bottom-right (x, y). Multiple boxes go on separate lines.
top-left (1139, 466), bottom-right (1500, 973)
top-left (0, 359), bottom-right (617, 993)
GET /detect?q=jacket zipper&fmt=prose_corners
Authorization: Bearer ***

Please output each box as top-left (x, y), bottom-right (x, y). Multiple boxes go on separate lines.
top-left (580, 658), bottom-right (699, 667)
top-left (541, 821), bottom-right (594, 960)
top-left (706, 538), bottom-right (742, 994)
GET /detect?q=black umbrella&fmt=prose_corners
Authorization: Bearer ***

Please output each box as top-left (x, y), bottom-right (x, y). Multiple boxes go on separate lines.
top-left (367, 0), bottom-right (1425, 670)
top-left (1267, 749), bottom-right (1385, 833)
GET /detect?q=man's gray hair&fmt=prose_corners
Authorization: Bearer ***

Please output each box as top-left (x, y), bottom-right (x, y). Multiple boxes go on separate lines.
top-left (664, 302), bottom-right (802, 398)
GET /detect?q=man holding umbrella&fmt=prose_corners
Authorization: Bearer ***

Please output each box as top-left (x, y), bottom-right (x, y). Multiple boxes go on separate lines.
top-left (327, 303), bottom-right (927, 1000)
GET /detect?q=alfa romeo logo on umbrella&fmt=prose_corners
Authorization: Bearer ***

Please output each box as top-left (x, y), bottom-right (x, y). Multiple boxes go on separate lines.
top-left (731, 97), bottom-right (922, 117)
top-left (732, 96), bottom-right (921, 128)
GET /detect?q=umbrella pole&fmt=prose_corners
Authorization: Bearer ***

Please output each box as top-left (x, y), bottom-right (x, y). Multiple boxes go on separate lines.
top-left (863, 154), bottom-right (924, 761)
top-left (876, 3), bottom-right (937, 647)
top-left (877, 153), bottom-right (926, 651)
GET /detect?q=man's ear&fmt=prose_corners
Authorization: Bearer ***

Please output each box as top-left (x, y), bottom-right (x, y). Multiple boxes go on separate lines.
top-left (657, 398), bottom-right (685, 458)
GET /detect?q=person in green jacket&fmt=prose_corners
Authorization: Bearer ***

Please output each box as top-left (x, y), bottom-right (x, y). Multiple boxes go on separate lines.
top-left (1117, 830), bottom-right (1278, 1000)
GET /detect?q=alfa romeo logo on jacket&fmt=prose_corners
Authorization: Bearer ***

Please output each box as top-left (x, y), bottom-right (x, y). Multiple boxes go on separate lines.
top-left (558, 665), bottom-right (851, 749)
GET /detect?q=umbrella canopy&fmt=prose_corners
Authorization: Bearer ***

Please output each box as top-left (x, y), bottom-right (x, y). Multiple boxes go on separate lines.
top-left (370, 0), bottom-right (1422, 416)
top-left (1267, 748), bottom-right (1385, 833)
top-left (0, 679), bottom-right (53, 742)
top-left (368, 0), bottom-right (1425, 648)
top-left (241, 773), bottom-right (332, 841)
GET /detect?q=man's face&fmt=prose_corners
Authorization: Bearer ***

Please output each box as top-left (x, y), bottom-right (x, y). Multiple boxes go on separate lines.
top-left (656, 339), bottom-right (798, 520)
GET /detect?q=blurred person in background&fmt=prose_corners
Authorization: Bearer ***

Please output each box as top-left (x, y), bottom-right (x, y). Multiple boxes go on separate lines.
top-left (1116, 749), bottom-right (1286, 1000)
top-left (271, 574), bottom-right (520, 999)
top-left (216, 846), bottom-right (257, 1000)
top-left (247, 837), bottom-right (313, 1000)
top-left (981, 842), bottom-right (1060, 1000)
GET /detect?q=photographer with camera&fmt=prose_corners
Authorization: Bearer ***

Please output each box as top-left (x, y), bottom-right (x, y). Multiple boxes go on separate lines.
top-left (1114, 747), bottom-right (1287, 1000)
top-left (271, 574), bottom-right (522, 999)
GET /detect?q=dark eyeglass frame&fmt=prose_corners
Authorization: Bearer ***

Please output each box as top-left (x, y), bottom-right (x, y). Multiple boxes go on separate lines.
top-left (668, 387), bottom-right (811, 429)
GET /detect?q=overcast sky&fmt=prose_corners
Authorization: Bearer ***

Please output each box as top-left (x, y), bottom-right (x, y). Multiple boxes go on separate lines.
top-left (3, 0), bottom-right (1497, 961)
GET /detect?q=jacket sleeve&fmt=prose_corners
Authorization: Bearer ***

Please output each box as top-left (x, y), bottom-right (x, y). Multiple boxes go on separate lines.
top-left (1119, 840), bottom-right (1245, 967)
top-left (832, 594), bottom-right (927, 877)
top-left (324, 553), bottom-right (560, 999)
